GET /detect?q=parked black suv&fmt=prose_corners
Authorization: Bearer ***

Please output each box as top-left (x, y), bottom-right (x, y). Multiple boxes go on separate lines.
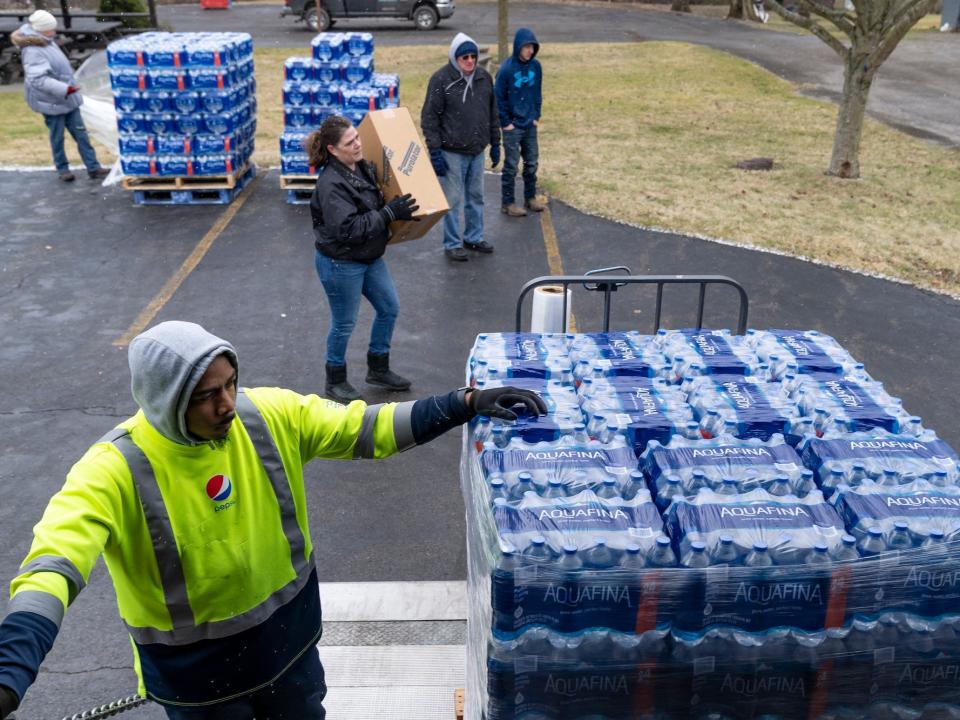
top-left (281, 0), bottom-right (454, 31)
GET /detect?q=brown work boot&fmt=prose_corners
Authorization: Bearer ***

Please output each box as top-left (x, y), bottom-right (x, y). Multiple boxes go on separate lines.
top-left (501, 203), bottom-right (527, 217)
top-left (58, 170), bottom-right (75, 182)
top-left (525, 196), bottom-right (548, 212)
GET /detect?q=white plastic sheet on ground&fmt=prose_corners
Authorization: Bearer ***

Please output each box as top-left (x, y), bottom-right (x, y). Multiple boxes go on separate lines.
top-left (75, 50), bottom-right (124, 186)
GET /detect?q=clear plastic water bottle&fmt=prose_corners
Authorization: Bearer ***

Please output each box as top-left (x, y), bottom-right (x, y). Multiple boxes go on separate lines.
top-left (857, 526), bottom-right (886, 557)
top-left (682, 540), bottom-right (711, 568)
top-left (805, 542), bottom-right (831, 565)
top-left (542, 478), bottom-right (567, 499)
top-left (558, 544), bottom-right (583, 571)
top-left (886, 520), bottom-right (914, 550)
top-left (824, 466), bottom-right (847, 490)
top-left (619, 543), bottom-right (646, 570)
top-left (767, 475), bottom-right (792, 497)
top-left (648, 535), bottom-right (677, 568)
top-left (712, 534), bottom-right (740, 565)
top-left (489, 477), bottom-right (509, 505)
top-left (683, 420), bottom-right (702, 440)
top-left (879, 468), bottom-right (900, 487)
top-left (497, 545), bottom-right (521, 573)
top-left (922, 530), bottom-right (949, 560)
top-left (622, 470), bottom-right (646, 500)
top-left (509, 471), bottom-right (535, 501)
top-left (491, 424), bottom-right (509, 449)
top-left (716, 478), bottom-right (740, 495)
top-left (659, 476), bottom-right (684, 507)
top-left (699, 409), bottom-right (724, 439)
top-left (684, 469), bottom-right (709, 495)
top-left (523, 535), bottom-right (555, 563)
top-left (744, 542), bottom-right (774, 567)
top-left (596, 477), bottom-right (620, 500)
top-left (849, 463), bottom-right (868, 483)
top-left (583, 537), bottom-right (617, 569)
top-left (795, 469), bottom-right (817, 495)
top-left (833, 534), bottom-right (860, 561)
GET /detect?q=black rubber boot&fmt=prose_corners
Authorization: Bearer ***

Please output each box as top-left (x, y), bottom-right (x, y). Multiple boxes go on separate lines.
top-left (365, 352), bottom-right (411, 391)
top-left (325, 363), bottom-right (361, 403)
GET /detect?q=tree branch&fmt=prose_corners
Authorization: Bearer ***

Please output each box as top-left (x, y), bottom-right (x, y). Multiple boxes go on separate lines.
top-left (872, 0), bottom-right (936, 65)
top-left (765, 0), bottom-right (850, 56)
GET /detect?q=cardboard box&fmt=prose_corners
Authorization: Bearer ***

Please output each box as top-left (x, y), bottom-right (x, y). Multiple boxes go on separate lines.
top-left (358, 107), bottom-right (449, 244)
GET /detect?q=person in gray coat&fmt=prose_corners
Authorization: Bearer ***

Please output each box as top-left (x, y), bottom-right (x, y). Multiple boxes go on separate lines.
top-left (12, 10), bottom-right (109, 182)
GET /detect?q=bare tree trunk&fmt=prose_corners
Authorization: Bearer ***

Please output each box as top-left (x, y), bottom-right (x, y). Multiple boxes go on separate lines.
top-left (498, 0), bottom-right (508, 64)
top-left (672, 0), bottom-right (692, 12)
top-left (728, 0), bottom-right (744, 17)
top-left (828, 56), bottom-right (873, 178)
top-left (33, 0), bottom-right (49, 9)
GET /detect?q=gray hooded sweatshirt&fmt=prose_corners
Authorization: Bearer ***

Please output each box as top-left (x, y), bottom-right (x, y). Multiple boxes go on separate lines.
top-left (128, 321), bottom-right (238, 446)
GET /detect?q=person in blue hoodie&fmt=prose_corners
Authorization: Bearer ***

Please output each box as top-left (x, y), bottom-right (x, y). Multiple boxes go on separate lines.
top-left (495, 28), bottom-right (546, 217)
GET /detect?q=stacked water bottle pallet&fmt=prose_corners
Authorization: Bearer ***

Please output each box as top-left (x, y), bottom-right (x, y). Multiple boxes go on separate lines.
top-left (107, 32), bottom-right (257, 205)
top-left (279, 32), bottom-right (400, 204)
top-left (462, 329), bottom-right (960, 720)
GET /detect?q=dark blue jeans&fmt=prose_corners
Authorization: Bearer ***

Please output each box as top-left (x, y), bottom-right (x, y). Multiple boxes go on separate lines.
top-left (500, 124), bottom-right (539, 206)
top-left (42, 107), bottom-right (101, 173)
top-left (162, 646), bottom-right (326, 719)
top-left (314, 252), bottom-right (400, 367)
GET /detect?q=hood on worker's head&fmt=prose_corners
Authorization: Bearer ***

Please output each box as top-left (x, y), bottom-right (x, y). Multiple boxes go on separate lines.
top-left (128, 321), bottom-right (238, 445)
top-left (448, 31), bottom-right (479, 69)
top-left (512, 28), bottom-right (539, 61)
top-left (11, 24), bottom-right (51, 48)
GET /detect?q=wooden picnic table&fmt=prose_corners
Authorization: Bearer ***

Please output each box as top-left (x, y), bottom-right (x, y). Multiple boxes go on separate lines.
top-left (0, 18), bottom-right (125, 84)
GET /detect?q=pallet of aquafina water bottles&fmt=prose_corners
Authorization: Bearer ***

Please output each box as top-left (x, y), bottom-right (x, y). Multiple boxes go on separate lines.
top-left (461, 329), bottom-right (960, 720)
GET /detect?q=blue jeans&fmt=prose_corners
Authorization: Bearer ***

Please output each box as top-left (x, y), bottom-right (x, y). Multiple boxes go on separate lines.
top-left (314, 252), bottom-right (399, 367)
top-left (501, 125), bottom-right (539, 206)
top-left (438, 149), bottom-right (485, 250)
top-left (42, 108), bottom-right (101, 173)
top-left (163, 646), bottom-right (326, 719)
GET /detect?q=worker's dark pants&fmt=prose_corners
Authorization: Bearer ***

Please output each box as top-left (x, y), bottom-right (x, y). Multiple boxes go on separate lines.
top-left (162, 646), bottom-right (326, 719)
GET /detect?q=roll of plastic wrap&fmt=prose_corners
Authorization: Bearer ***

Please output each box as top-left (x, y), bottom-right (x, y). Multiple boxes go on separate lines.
top-left (530, 285), bottom-right (572, 333)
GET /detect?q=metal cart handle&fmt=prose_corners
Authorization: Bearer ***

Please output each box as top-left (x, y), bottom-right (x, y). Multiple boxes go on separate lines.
top-left (515, 274), bottom-right (749, 334)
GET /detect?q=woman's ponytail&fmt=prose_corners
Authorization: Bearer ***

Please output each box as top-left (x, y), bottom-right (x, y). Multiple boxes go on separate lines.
top-left (304, 114), bottom-right (352, 168)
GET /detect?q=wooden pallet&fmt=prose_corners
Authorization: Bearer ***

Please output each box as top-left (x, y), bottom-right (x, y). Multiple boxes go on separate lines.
top-left (280, 173), bottom-right (318, 190)
top-left (454, 689), bottom-right (464, 720)
top-left (122, 163), bottom-right (250, 191)
top-left (132, 164), bottom-right (255, 205)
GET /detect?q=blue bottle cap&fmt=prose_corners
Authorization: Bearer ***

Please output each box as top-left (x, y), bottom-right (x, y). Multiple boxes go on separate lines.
top-left (752, 542), bottom-right (768, 552)
top-left (690, 541), bottom-right (707, 553)
top-left (562, 544), bottom-right (578, 555)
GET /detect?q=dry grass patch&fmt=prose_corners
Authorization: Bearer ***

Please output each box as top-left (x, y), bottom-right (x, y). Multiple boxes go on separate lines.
top-left (2, 42), bottom-right (957, 295)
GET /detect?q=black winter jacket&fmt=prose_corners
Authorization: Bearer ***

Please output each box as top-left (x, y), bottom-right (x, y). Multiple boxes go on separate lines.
top-left (310, 158), bottom-right (391, 263)
top-left (421, 63), bottom-right (499, 156)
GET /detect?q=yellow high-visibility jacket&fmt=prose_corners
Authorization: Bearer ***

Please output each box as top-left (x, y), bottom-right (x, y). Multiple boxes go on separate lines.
top-left (8, 386), bottom-right (413, 706)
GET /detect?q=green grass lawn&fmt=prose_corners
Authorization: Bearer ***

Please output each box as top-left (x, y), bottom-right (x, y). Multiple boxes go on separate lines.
top-left (3, 41), bottom-right (958, 296)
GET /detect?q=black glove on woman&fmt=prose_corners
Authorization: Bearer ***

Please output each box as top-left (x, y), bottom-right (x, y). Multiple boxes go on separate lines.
top-left (470, 387), bottom-right (548, 422)
top-left (382, 193), bottom-right (420, 223)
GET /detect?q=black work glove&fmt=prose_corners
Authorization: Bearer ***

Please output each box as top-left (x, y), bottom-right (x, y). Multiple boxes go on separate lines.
top-left (382, 193), bottom-right (419, 223)
top-left (0, 685), bottom-right (19, 719)
top-left (470, 386), bottom-right (548, 422)
top-left (429, 149), bottom-right (448, 177)
top-left (489, 143), bottom-right (501, 168)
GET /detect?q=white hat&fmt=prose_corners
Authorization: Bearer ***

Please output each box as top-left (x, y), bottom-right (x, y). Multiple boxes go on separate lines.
top-left (28, 10), bottom-right (58, 32)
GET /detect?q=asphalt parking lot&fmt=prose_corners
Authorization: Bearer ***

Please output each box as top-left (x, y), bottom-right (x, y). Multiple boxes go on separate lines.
top-left (1, 166), bottom-right (958, 716)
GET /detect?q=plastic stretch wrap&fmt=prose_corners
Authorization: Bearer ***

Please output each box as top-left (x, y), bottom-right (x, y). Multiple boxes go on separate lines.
top-left (280, 33), bottom-right (396, 170)
top-left (106, 32), bottom-right (256, 179)
top-left (462, 329), bottom-right (960, 720)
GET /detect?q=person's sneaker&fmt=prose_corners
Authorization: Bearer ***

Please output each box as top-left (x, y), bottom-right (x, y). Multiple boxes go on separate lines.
top-left (88, 167), bottom-right (110, 180)
top-left (445, 247), bottom-right (469, 262)
top-left (525, 196), bottom-right (548, 212)
top-left (58, 170), bottom-right (75, 182)
top-left (464, 240), bottom-right (494, 254)
top-left (501, 203), bottom-right (527, 217)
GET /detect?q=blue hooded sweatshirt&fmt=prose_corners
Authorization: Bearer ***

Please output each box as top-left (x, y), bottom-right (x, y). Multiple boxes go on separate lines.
top-left (494, 28), bottom-right (541, 130)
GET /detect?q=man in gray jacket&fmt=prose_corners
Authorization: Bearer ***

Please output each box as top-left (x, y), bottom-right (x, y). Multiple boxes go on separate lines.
top-left (421, 33), bottom-right (500, 262)
top-left (12, 10), bottom-right (109, 182)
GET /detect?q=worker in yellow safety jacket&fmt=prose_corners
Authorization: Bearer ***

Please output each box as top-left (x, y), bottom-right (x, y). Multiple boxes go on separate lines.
top-left (0, 320), bottom-right (545, 719)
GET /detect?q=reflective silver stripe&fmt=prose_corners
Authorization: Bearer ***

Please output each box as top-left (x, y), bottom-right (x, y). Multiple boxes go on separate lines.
top-left (107, 429), bottom-right (195, 633)
top-left (6, 590), bottom-right (64, 628)
top-left (235, 391), bottom-right (308, 573)
top-left (124, 552), bottom-right (315, 646)
top-left (352, 404), bottom-right (383, 459)
top-left (101, 393), bottom-right (313, 646)
top-left (392, 401), bottom-right (416, 452)
top-left (20, 555), bottom-right (86, 603)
